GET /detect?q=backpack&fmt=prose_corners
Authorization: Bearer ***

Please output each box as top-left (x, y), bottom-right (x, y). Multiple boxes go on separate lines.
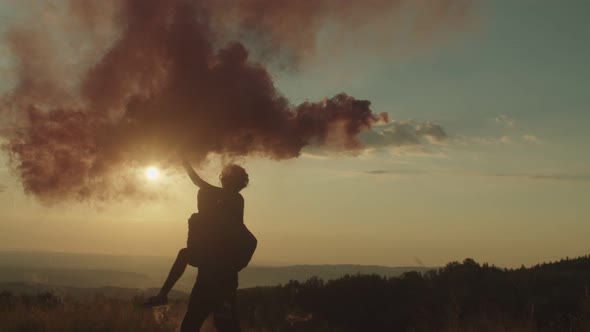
top-left (187, 213), bottom-right (257, 271)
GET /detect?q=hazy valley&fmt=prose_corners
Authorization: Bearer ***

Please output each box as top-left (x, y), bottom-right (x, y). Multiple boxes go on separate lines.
top-left (0, 250), bottom-right (430, 296)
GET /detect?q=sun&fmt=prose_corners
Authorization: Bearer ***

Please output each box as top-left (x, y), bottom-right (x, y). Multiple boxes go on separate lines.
top-left (145, 166), bottom-right (160, 180)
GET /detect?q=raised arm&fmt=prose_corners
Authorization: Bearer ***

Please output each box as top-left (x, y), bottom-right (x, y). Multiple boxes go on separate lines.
top-left (182, 158), bottom-right (214, 189)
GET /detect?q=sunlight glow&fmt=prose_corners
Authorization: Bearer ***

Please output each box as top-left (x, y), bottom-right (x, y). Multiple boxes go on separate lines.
top-left (145, 166), bottom-right (160, 180)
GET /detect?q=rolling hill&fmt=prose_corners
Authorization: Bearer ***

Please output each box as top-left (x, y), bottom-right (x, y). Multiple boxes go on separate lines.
top-left (0, 250), bottom-right (432, 292)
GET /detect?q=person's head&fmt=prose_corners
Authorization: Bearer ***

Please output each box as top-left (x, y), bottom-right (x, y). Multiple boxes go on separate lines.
top-left (220, 164), bottom-right (249, 192)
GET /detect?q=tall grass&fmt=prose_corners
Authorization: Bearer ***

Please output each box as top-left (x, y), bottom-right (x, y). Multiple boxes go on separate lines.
top-left (0, 292), bottom-right (180, 332)
top-left (1, 289), bottom-right (589, 332)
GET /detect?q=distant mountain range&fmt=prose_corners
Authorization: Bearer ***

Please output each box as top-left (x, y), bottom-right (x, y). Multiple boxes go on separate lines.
top-left (0, 250), bottom-right (432, 293)
top-left (0, 281), bottom-right (189, 300)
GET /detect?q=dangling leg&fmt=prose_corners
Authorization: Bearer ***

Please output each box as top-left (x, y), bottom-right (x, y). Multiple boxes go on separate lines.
top-left (144, 248), bottom-right (190, 307)
top-left (160, 248), bottom-right (190, 296)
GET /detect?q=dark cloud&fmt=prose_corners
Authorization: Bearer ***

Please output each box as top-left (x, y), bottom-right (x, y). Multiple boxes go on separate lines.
top-left (362, 169), bottom-right (424, 176)
top-left (364, 170), bottom-right (394, 175)
top-left (0, 128), bottom-right (12, 138)
top-left (205, 0), bottom-right (471, 68)
top-left (0, 0), bottom-right (469, 202)
top-left (0, 126), bottom-right (26, 139)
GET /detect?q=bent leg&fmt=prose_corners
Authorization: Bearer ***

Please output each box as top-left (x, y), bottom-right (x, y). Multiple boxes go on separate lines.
top-left (159, 248), bottom-right (190, 297)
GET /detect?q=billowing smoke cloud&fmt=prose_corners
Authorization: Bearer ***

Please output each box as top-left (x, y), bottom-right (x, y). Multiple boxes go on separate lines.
top-left (205, 0), bottom-right (471, 67)
top-left (0, 0), bottom-right (467, 201)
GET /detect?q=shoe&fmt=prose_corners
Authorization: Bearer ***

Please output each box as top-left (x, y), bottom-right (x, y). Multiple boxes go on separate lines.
top-left (142, 295), bottom-right (168, 308)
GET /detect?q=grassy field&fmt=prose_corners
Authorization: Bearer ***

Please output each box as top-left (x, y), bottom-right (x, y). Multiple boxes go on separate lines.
top-left (2, 257), bottom-right (589, 331)
top-left (0, 293), bottom-right (177, 332)
top-left (1, 291), bottom-right (588, 332)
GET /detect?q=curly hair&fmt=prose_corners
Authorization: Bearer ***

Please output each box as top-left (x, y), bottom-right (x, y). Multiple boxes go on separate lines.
top-left (220, 164), bottom-right (249, 192)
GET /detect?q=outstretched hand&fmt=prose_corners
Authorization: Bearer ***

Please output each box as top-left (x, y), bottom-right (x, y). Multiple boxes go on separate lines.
top-left (181, 157), bottom-right (214, 189)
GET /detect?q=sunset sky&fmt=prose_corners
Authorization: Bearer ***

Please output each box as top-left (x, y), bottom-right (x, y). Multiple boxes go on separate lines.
top-left (0, 0), bottom-right (588, 268)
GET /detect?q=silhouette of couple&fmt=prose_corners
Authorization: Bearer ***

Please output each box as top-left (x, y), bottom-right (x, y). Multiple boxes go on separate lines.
top-left (144, 159), bottom-right (256, 332)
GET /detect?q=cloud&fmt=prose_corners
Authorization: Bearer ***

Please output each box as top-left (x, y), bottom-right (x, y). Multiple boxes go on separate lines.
top-left (358, 169), bottom-right (590, 182)
top-left (0, 128), bottom-right (10, 138)
top-left (206, 0), bottom-right (473, 69)
top-left (360, 121), bottom-right (449, 149)
top-left (489, 172), bottom-right (588, 181)
top-left (465, 135), bottom-right (515, 146)
top-left (495, 115), bottom-right (515, 128)
top-left (467, 134), bottom-right (540, 146)
top-left (0, 126), bottom-right (26, 139)
top-left (499, 136), bottom-right (512, 144)
top-left (300, 119), bottom-right (451, 157)
top-left (363, 170), bottom-right (392, 175)
top-left (0, 0), bottom-right (469, 202)
top-left (523, 134), bottom-right (541, 143)
top-left (362, 169), bottom-right (423, 176)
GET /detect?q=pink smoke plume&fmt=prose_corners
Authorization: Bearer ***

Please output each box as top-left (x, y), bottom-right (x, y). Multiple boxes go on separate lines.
top-left (0, 0), bottom-right (469, 201)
